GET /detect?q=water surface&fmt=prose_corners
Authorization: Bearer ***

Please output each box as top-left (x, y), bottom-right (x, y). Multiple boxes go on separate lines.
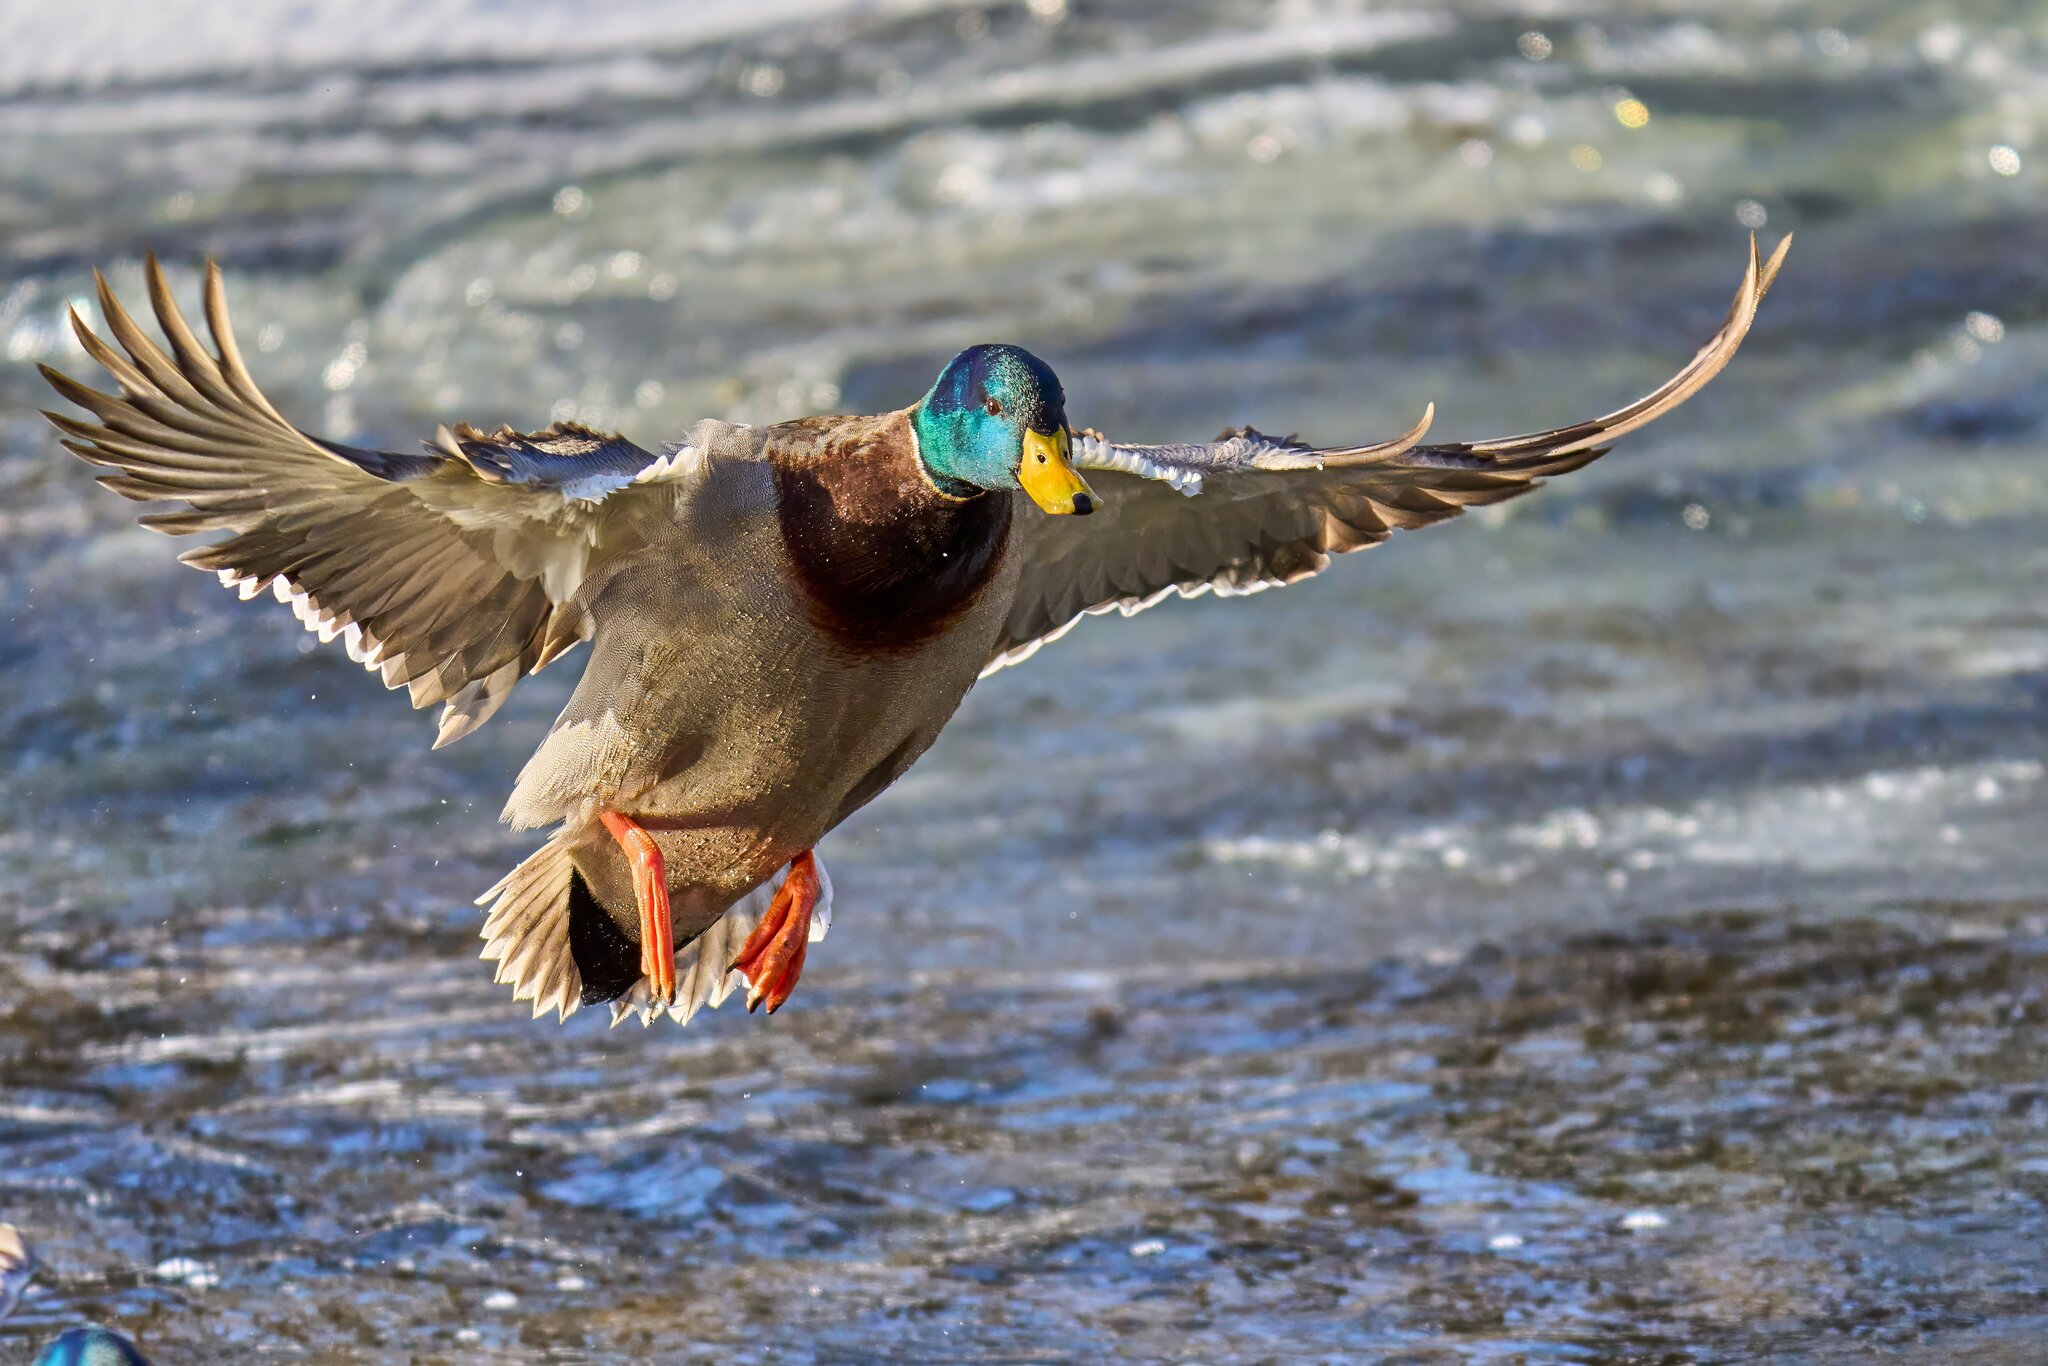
top-left (2, 1), bottom-right (2046, 1359)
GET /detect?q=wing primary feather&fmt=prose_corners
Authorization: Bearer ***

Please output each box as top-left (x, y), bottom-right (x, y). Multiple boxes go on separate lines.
top-left (203, 258), bottom-right (295, 424)
top-left (1314, 402), bottom-right (1435, 465)
top-left (67, 304), bottom-right (158, 399)
top-left (93, 268), bottom-right (212, 412)
top-left (143, 251), bottom-right (243, 416)
top-left (1452, 233), bottom-right (1781, 461)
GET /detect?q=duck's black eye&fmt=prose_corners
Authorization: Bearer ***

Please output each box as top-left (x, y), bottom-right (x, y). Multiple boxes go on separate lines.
top-left (984, 395), bottom-right (1002, 417)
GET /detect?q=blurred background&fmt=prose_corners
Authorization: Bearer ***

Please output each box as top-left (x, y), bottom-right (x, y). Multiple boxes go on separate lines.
top-left (1, 0), bottom-right (2045, 1359)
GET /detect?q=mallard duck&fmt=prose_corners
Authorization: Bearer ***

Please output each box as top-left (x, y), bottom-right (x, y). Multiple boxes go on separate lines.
top-left (32, 1327), bottom-right (151, 1366)
top-left (42, 236), bottom-right (1788, 1026)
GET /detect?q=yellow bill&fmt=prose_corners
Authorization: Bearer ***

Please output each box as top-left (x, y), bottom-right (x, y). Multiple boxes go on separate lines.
top-left (1018, 427), bottom-right (1096, 515)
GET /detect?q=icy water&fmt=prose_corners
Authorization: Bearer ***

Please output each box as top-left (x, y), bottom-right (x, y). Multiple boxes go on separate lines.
top-left (2, 0), bottom-right (2047, 1360)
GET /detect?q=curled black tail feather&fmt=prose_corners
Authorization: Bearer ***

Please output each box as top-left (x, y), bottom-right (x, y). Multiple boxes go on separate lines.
top-left (567, 867), bottom-right (644, 1006)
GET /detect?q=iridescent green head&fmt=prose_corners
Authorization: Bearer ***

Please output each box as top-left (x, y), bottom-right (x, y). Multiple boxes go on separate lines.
top-left (910, 344), bottom-right (1094, 514)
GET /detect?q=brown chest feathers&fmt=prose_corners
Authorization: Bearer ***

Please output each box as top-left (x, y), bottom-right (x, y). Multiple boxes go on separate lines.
top-left (768, 411), bottom-right (1012, 654)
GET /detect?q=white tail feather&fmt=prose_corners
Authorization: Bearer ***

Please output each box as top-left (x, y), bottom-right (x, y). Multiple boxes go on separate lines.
top-left (478, 831), bottom-right (581, 1021)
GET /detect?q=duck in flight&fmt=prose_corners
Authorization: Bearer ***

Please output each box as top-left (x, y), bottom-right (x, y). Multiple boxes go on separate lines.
top-left (41, 236), bottom-right (1789, 1026)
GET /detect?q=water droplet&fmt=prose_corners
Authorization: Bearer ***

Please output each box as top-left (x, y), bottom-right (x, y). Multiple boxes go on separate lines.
top-left (741, 64), bottom-right (785, 98)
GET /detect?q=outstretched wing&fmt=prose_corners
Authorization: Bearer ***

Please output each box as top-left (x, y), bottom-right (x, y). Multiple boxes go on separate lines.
top-left (41, 256), bottom-right (698, 746)
top-left (989, 234), bottom-right (1790, 673)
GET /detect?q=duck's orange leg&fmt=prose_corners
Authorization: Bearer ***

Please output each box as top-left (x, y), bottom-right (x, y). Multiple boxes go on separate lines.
top-left (599, 810), bottom-right (675, 1005)
top-left (729, 851), bottom-right (820, 1014)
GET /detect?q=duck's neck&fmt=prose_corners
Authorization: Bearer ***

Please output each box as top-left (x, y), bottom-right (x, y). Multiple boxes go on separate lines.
top-left (770, 410), bottom-right (1012, 653)
top-left (908, 401), bottom-right (993, 500)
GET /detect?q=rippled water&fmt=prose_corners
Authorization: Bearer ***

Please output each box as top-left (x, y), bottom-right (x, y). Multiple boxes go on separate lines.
top-left (3, 1), bottom-right (2046, 1359)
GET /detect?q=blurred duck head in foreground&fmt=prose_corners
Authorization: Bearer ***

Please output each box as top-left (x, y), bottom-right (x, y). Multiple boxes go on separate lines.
top-left (33, 1326), bottom-right (152, 1366)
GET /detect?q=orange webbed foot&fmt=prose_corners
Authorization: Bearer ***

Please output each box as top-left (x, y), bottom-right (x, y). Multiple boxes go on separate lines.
top-left (599, 810), bottom-right (675, 1006)
top-left (729, 851), bottom-right (821, 1014)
